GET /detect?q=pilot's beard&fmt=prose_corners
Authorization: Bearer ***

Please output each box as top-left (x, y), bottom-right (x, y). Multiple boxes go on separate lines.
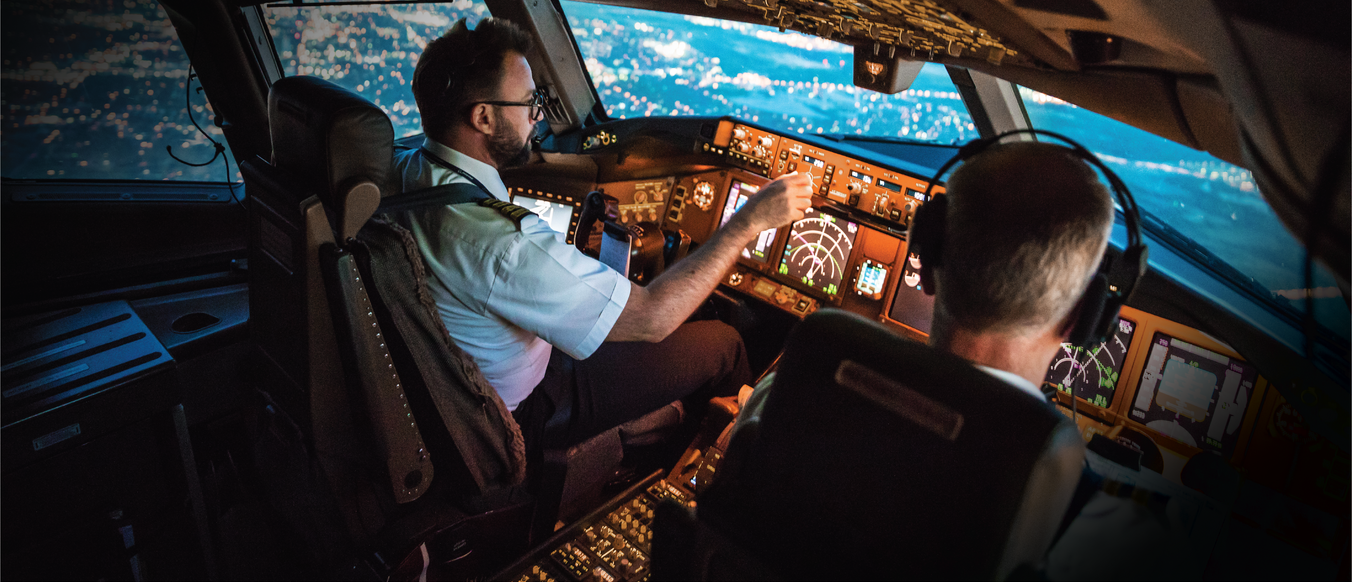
top-left (489, 113), bottom-right (534, 168)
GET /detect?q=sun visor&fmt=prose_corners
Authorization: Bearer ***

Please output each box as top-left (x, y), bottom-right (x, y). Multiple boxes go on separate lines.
top-left (853, 46), bottom-right (925, 94)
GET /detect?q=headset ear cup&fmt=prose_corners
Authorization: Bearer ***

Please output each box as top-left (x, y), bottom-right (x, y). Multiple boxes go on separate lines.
top-left (1066, 274), bottom-right (1109, 348)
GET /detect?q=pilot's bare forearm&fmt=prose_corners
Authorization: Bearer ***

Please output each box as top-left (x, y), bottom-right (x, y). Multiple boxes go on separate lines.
top-left (606, 215), bottom-right (759, 342)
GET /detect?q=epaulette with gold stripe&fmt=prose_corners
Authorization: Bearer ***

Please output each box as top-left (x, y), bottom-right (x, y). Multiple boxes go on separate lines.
top-left (478, 199), bottom-right (536, 226)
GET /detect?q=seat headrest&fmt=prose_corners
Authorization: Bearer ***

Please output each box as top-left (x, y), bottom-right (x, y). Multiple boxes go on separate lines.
top-left (268, 76), bottom-right (397, 202)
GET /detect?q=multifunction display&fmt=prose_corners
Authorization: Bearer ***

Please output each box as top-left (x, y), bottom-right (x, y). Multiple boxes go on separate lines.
top-left (1044, 318), bottom-right (1137, 408)
top-left (1129, 332), bottom-right (1256, 457)
top-left (779, 208), bottom-right (858, 296)
top-left (720, 180), bottom-right (778, 264)
top-left (887, 250), bottom-right (935, 333)
top-left (513, 193), bottom-right (577, 245)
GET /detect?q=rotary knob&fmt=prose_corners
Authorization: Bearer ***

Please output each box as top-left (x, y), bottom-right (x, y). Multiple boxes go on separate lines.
top-left (690, 181), bottom-right (715, 211)
top-left (727, 272), bottom-right (745, 286)
top-left (759, 136), bottom-right (773, 147)
top-left (736, 141), bottom-right (751, 153)
top-left (733, 127), bottom-right (748, 140)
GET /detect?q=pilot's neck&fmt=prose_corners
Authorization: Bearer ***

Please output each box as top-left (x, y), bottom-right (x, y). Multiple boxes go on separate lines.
top-left (929, 323), bottom-right (1061, 389)
top-left (438, 129), bottom-right (500, 170)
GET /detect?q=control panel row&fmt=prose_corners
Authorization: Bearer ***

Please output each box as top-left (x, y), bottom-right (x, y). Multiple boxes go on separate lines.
top-left (499, 474), bottom-right (692, 582)
top-left (707, 121), bottom-right (945, 229)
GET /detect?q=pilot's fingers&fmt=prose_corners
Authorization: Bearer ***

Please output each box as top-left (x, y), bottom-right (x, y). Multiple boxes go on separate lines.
top-left (776, 172), bottom-right (812, 188)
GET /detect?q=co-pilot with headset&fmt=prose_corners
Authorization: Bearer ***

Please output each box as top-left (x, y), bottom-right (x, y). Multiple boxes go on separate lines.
top-left (733, 133), bottom-right (1174, 578)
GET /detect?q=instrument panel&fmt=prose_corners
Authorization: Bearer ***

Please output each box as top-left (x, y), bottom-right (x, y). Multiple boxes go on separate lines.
top-left (508, 117), bottom-right (1341, 517)
top-left (509, 117), bottom-right (1335, 504)
top-left (515, 119), bottom-right (948, 331)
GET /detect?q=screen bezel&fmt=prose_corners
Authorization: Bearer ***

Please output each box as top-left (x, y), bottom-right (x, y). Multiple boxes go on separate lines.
top-left (720, 178), bottom-right (788, 272)
top-left (880, 239), bottom-right (934, 336)
top-left (773, 206), bottom-right (861, 300)
top-left (1107, 309), bottom-right (1268, 462)
top-left (510, 191), bottom-right (581, 245)
top-left (1043, 315), bottom-right (1139, 412)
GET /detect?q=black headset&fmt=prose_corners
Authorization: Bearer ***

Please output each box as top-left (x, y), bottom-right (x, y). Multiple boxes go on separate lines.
top-left (908, 129), bottom-right (1149, 348)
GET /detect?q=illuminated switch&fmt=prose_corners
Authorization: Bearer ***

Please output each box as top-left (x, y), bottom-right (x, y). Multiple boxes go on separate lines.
top-left (793, 299), bottom-right (811, 314)
top-left (788, 162), bottom-right (798, 172)
top-left (890, 209), bottom-right (902, 222)
top-left (848, 194), bottom-right (860, 206)
top-left (825, 165), bottom-right (836, 175)
top-left (779, 150), bottom-right (789, 160)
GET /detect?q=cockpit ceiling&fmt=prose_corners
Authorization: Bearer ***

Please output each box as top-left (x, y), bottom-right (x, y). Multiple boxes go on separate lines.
top-left (691, 0), bottom-right (1028, 67)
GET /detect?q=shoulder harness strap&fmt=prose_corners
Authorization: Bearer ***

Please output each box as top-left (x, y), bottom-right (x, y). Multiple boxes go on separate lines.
top-left (378, 183), bottom-right (490, 214)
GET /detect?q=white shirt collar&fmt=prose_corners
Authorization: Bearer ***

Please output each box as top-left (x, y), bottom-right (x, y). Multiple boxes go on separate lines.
top-left (422, 137), bottom-right (511, 201)
top-left (975, 365), bottom-right (1046, 402)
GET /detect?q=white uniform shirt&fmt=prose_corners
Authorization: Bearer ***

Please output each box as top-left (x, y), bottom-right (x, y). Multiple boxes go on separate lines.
top-left (392, 138), bottom-right (631, 410)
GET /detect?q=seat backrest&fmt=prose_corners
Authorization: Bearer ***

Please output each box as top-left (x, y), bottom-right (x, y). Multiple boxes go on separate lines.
top-left (667, 309), bottom-right (1084, 580)
top-left (242, 75), bottom-right (393, 413)
top-left (241, 76), bottom-right (435, 541)
top-left (242, 78), bottom-right (536, 575)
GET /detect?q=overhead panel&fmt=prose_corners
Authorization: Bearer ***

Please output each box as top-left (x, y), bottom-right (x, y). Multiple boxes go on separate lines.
top-left (706, 0), bottom-right (1029, 66)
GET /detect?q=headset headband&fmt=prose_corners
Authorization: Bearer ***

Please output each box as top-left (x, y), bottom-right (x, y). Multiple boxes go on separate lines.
top-left (914, 128), bottom-right (1149, 347)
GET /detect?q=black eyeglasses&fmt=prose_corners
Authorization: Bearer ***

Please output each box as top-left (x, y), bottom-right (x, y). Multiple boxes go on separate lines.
top-left (470, 89), bottom-right (547, 121)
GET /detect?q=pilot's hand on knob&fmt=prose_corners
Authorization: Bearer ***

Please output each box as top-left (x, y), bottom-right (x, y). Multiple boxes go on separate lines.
top-left (737, 172), bottom-right (813, 231)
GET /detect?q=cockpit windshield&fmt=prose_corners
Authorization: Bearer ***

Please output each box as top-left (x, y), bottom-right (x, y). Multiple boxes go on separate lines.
top-left (564, 1), bottom-right (974, 144)
top-left (257, 0), bottom-right (1348, 342)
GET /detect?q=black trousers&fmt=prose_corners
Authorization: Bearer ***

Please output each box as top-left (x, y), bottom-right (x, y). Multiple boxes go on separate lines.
top-left (511, 320), bottom-right (750, 457)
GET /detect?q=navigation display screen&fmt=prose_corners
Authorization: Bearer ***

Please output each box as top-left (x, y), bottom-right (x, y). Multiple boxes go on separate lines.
top-left (778, 208), bottom-right (858, 295)
top-left (1044, 318), bottom-right (1137, 408)
top-left (513, 194), bottom-right (575, 244)
top-left (1128, 332), bottom-right (1257, 456)
top-left (720, 181), bottom-right (777, 264)
top-left (887, 250), bottom-right (935, 333)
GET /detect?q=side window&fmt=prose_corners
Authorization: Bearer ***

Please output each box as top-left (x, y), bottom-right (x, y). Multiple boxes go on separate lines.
top-left (262, 2), bottom-right (492, 139)
top-left (1017, 87), bottom-right (1349, 339)
top-left (1, 0), bottom-right (234, 182)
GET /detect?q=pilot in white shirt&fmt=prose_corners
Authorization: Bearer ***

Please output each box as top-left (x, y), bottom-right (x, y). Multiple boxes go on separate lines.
top-left (395, 138), bottom-right (630, 411)
top-left (398, 18), bottom-right (813, 458)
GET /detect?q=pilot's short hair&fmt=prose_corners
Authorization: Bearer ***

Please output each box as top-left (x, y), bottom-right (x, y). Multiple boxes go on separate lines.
top-left (935, 141), bottom-right (1115, 335)
top-left (413, 17), bottom-right (534, 137)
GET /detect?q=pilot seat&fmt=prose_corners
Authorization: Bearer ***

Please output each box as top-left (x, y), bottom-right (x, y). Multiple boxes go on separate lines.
top-left (652, 309), bottom-right (1087, 580)
top-left (240, 76), bottom-right (682, 578)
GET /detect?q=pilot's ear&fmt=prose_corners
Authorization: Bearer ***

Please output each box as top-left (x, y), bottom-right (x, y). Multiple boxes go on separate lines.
top-left (467, 103), bottom-right (494, 136)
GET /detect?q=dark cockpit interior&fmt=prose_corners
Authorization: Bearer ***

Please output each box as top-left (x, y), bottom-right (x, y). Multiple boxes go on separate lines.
top-left (1, 0), bottom-right (1348, 580)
